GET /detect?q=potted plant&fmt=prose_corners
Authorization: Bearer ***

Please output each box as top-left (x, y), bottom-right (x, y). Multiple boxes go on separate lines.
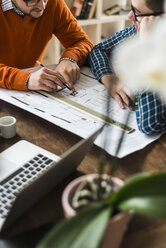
top-left (36, 170), bottom-right (166, 248)
top-left (60, 173), bottom-right (132, 248)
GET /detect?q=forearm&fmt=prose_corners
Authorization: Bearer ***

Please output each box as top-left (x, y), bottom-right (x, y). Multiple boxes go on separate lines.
top-left (88, 42), bottom-right (115, 81)
top-left (135, 92), bottom-right (166, 134)
top-left (54, 0), bottom-right (93, 67)
top-left (0, 64), bottom-right (30, 91)
top-left (101, 74), bottom-right (117, 92)
top-left (88, 24), bottom-right (137, 81)
top-left (61, 36), bottom-right (93, 67)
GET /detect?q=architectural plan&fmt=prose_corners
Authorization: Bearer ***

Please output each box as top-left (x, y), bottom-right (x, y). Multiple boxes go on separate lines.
top-left (0, 67), bottom-right (162, 158)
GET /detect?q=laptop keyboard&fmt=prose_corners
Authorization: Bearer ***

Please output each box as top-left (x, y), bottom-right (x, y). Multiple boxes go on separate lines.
top-left (0, 154), bottom-right (55, 219)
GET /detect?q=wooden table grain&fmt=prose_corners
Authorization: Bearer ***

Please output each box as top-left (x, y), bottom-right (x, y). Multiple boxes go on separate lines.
top-left (0, 99), bottom-right (166, 248)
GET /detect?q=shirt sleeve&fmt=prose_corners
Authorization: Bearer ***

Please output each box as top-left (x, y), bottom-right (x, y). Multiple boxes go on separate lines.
top-left (53, 0), bottom-right (93, 67)
top-left (88, 24), bottom-right (137, 81)
top-left (135, 91), bottom-right (166, 135)
top-left (0, 64), bottom-right (30, 91)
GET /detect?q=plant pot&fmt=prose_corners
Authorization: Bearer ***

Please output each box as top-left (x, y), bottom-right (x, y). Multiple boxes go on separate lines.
top-left (62, 174), bottom-right (132, 248)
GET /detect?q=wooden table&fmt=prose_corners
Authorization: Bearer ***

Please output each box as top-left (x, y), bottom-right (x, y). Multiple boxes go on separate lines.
top-left (0, 99), bottom-right (166, 248)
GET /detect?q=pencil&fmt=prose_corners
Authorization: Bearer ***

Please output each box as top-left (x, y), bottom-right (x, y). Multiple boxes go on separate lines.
top-left (62, 82), bottom-right (72, 91)
top-left (36, 60), bottom-right (72, 92)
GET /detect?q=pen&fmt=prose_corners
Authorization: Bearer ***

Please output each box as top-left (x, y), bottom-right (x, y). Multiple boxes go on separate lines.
top-left (36, 60), bottom-right (72, 92)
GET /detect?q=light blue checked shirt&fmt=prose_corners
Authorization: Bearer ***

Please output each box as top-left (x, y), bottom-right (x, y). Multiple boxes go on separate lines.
top-left (88, 25), bottom-right (166, 135)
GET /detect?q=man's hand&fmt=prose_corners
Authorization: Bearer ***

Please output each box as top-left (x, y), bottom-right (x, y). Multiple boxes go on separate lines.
top-left (55, 60), bottom-right (80, 91)
top-left (28, 67), bottom-right (65, 92)
top-left (101, 74), bottom-right (135, 110)
top-left (139, 16), bottom-right (160, 40)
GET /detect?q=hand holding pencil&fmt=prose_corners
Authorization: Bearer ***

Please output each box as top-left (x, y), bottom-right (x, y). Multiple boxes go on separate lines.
top-left (55, 59), bottom-right (80, 92)
top-left (36, 61), bottom-right (74, 92)
top-left (27, 60), bottom-right (79, 92)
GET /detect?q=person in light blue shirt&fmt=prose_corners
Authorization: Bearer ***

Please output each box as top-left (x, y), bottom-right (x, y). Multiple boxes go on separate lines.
top-left (88, 0), bottom-right (165, 135)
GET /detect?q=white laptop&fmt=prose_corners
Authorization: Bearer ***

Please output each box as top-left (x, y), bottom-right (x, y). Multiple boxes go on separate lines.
top-left (0, 126), bottom-right (103, 232)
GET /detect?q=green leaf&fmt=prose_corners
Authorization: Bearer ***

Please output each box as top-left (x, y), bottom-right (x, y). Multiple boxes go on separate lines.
top-left (109, 172), bottom-right (166, 206)
top-left (37, 202), bottom-right (112, 248)
top-left (119, 196), bottom-right (166, 218)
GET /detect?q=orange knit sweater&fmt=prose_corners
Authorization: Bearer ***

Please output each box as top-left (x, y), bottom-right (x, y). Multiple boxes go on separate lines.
top-left (0, 0), bottom-right (93, 90)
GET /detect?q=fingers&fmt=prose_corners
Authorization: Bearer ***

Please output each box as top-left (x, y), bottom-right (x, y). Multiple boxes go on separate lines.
top-left (114, 93), bottom-right (125, 109)
top-left (45, 66), bottom-right (78, 91)
top-left (128, 97), bottom-right (135, 111)
top-left (101, 74), bottom-right (135, 110)
top-left (39, 78), bottom-right (58, 92)
top-left (59, 70), bottom-right (76, 91)
top-left (44, 68), bottom-right (64, 82)
top-left (114, 91), bottom-right (135, 110)
top-left (55, 60), bottom-right (80, 90)
top-left (40, 82), bottom-right (57, 92)
top-left (42, 68), bottom-right (64, 88)
top-left (139, 16), bottom-right (160, 39)
top-left (75, 66), bottom-right (80, 82)
top-left (34, 77), bottom-right (58, 92)
top-left (118, 90), bottom-right (130, 106)
top-left (27, 69), bottom-right (60, 91)
top-left (62, 63), bottom-right (80, 83)
top-left (28, 66), bottom-right (79, 92)
top-left (114, 90), bottom-right (129, 109)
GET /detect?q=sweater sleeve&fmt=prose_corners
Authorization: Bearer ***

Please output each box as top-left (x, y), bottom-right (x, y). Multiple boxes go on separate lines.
top-left (0, 64), bottom-right (30, 91)
top-left (53, 0), bottom-right (93, 67)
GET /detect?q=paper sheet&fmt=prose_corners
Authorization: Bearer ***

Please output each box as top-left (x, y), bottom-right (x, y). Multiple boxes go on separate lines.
top-left (0, 67), bottom-right (162, 158)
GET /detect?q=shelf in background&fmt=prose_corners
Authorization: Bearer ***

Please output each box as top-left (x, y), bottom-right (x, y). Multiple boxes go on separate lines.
top-left (78, 14), bottom-right (129, 26)
top-left (100, 14), bottom-right (129, 22)
top-left (78, 18), bottom-right (99, 26)
top-left (44, 0), bottom-right (131, 65)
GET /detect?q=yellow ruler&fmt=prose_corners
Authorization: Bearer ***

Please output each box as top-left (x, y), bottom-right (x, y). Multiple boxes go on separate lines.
top-left (41, 91), bottom-right (135, 134)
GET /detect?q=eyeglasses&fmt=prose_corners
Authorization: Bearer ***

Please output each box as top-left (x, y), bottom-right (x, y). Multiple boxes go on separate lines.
top-left (131, 5), bottom-right (163, 22)
top-left (23, 0), bottom-right (41, 7)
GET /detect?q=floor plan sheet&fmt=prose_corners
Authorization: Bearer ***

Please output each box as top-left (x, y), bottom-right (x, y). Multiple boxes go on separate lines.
top-left (0, 67), bottom-right (162, 158)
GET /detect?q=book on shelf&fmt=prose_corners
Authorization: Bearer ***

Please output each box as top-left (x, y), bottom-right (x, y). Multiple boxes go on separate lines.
top-left (88, 0), bottom-right (97, 19)
top-left (83, 0), bottom-right (94, 19)
top-left (70, 0), bottom-right (85, 18)
top-left (71, 0), bottom-right (96, 20)
top-left (78, 0), bottom-right (97, 19)
top-left (104, 5), bottom-right (122, 16)
top-left (77, 0), bottom-right (88, 19)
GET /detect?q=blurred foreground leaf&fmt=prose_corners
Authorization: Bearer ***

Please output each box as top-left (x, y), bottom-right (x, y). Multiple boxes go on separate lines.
top-left (37, 201), bottom-right (112, 248)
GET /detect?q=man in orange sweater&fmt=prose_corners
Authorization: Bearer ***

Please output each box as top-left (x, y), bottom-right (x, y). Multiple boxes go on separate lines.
top-left (0, 0), bottom-right (93, 91)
